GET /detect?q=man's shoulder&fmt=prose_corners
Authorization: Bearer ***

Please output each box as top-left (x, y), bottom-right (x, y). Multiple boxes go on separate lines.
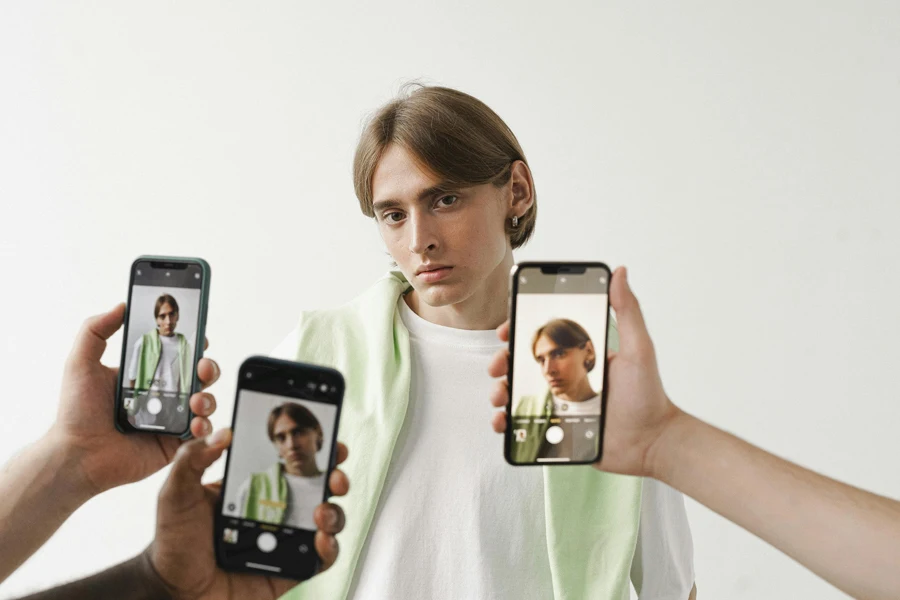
top-left (513, 393), bottom-right (546, 416)
top-left (295, 272), bottom-right (409, 349)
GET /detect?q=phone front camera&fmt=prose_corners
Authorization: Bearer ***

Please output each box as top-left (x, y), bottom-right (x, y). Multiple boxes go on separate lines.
top-left (245, 372), bottom-right (253, 379)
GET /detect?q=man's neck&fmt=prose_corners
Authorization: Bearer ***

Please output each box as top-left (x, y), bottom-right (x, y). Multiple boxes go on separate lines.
top-left (556, 382), bottom-right (597, 403)
top-left (285, 462), bottom-right (321, 478)
top-left (405, 251), bottom-right (514, 331)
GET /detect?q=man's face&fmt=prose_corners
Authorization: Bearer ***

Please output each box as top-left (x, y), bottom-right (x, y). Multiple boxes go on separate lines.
top-left (533, 335), bottom-right (591, 397)
top-left (155, 302), bottom-right (179, 336)
top-left (371, 144), bottom-right (511, 308)
top-left (272, 414), bottom-right (319, 475)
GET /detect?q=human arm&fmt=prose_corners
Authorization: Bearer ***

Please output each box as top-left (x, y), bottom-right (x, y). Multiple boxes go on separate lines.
top-left (13, 431), bottom-right (349, 600)
top-left (0, 304), bottom-right (220, 583)
top-left (490, 267), bottom-right (900, 600)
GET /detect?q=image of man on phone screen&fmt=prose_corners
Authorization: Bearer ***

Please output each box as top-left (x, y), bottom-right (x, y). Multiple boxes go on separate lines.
top-left (512, 318), bottom-right (600, 462)
top-left (233, 403), bottom-right (326, 531)
top-left (127, 294), bottom-right (192, 394)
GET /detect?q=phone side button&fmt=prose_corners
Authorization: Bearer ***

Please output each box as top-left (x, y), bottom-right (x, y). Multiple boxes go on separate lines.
top-left (257, 532), bottom-right (278, 553)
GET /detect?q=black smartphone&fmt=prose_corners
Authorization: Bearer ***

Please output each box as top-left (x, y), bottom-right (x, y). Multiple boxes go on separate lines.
top-left (505, 262), bottom-right (612, 466)
top-left (115, 256), bottom-right (211, 438)
top-left (215, 356), bottom-right (345, 580)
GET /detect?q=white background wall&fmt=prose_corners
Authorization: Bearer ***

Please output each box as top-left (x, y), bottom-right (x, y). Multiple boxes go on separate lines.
top-left (1, 1), bottom-right (898, 598)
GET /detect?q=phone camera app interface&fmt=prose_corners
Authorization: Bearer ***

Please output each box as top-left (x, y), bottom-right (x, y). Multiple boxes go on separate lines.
top-left (510, 267), bottom-right (609, 464)
top-left (121, 262), bottom-right (203, 433)
top-left (220, 390), bottom-right (337, 577)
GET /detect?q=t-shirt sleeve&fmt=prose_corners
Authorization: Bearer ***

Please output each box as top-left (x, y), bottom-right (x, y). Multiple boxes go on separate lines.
top-left (630, 478), bottom-right (695, 599)
top-left (127, 338), bottom-right (143, 381)
top-left (233, 477), bottom-right (251, 518)
top-left (271, 327), bottom-right (300, 360)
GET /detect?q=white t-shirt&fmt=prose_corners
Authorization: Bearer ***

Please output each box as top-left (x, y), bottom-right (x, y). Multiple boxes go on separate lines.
top-left (127, 333), bottom-right (183, 392)
top-left (273, 298), bottom-right (694, 599)
top-left (553, 393), bottom-right (602, 416)
top-left (233, 470), bottom-right (326, 531)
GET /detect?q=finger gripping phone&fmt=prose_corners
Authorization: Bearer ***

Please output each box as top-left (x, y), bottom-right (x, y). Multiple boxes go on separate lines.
top-left (505, 262), bottom-right (612, 466)
top-left (115, 256), bottom-right (211, 438)
top-left (215, 356), bottom-right (345, 581)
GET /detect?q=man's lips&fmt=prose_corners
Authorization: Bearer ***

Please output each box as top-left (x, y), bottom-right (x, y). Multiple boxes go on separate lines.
top-left (416, 265), bottom-right (453, 283)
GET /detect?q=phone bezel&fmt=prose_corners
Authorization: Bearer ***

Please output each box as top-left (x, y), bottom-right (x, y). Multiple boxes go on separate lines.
top-left (504, 261), bottom-right (612, 467)
top-left (114, 255), bottom-right (211, 439)
top-left (213, 355), bottom-right (345, 581)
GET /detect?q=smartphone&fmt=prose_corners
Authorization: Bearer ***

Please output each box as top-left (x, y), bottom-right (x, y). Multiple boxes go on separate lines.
top-left (114, 256), bottom-right (211, 438)
top-left (215, 356), bottom-right (345, 580)
top-left (505, 262), bottom-right (612, 466)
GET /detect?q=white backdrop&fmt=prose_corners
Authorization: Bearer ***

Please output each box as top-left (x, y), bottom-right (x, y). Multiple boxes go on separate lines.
top-left (1, 2), bottom-right (898, 598)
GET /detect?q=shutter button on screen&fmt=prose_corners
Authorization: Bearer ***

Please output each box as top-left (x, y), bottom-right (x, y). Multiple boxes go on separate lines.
top-left (257, 532), bottom-right (278, 553)
top-left (147, 398), bottom-right (162, 415)
top-left (545, 426), bottom-right (564, 444)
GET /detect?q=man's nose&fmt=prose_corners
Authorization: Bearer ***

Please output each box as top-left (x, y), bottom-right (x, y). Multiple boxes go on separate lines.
top-left (408, 213), bottom-right (438, 255)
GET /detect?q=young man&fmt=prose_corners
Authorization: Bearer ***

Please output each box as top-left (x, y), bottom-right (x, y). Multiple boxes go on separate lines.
top-left (128, 294), bottom-right (192, 394)
top-left (231, 403), bottom-right (327, 530)
top-left (512, 318), bottom-right (601, 463)
top-left (274, 85), bottom-right (696, 599)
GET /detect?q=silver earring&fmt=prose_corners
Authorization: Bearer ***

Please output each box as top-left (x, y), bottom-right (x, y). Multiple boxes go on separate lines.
top-left (511, 215), bottom-right (519, 228)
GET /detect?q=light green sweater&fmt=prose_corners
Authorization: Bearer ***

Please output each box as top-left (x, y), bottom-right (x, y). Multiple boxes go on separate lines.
top-left (284, 272), bottom-right (643, 600)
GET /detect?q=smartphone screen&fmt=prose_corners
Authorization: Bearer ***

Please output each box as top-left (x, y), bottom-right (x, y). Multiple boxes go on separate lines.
top-left (506, 263), bottom-right (611, 465)
top-left (216, 358), bottom-right (344, 580)
top-left (115, 257), bottom-right (209, 436)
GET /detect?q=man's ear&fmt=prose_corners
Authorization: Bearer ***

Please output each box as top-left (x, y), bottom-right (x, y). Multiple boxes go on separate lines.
top-left (508, 160), bottom-right (535, 216)
top-left (584, 340), bottom-right (597, 372)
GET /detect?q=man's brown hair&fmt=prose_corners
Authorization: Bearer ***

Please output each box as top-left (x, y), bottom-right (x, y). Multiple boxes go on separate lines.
top-left (154, 294), bottom-right (179, 319)
top-left (532, 318), bottom-right (596, 372)
top-left (353, 84), bottom-right (537, 249)
top-left (267, 402), bottom-right (324, 451)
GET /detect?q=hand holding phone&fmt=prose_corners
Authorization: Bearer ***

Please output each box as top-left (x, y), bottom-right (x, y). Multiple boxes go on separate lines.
top-left (115, 256), bottom-right (211, 437)
top-left (503, 262), bottom-right (612, 466)
top-left (51, 303), bottom-right (219, 496)
top-left (147, 429), bottom-right (349, 599)
top-left (215, 357), bottom-right (345, 580)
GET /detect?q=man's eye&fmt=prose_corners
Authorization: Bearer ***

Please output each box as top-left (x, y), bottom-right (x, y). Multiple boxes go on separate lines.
top-left (384, 212), bottom-right (404, 223)
top-left (436, 195), bottom-right (458, 208)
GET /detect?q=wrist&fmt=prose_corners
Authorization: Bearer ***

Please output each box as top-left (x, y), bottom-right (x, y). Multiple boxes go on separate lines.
top-left (643, 404), bottom-right (696, 483)
top-left (39, 427), bottom-right (101, 505)
top-left (136, 546), bottom-right (175, 600)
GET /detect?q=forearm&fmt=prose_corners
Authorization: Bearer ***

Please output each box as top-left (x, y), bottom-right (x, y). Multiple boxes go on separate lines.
top-left (651, 410), bottom-right (900, 600)
top-left (14, 551), bottom-right (171, 600)
top-left (0, 431), bottom-right (93, 583)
